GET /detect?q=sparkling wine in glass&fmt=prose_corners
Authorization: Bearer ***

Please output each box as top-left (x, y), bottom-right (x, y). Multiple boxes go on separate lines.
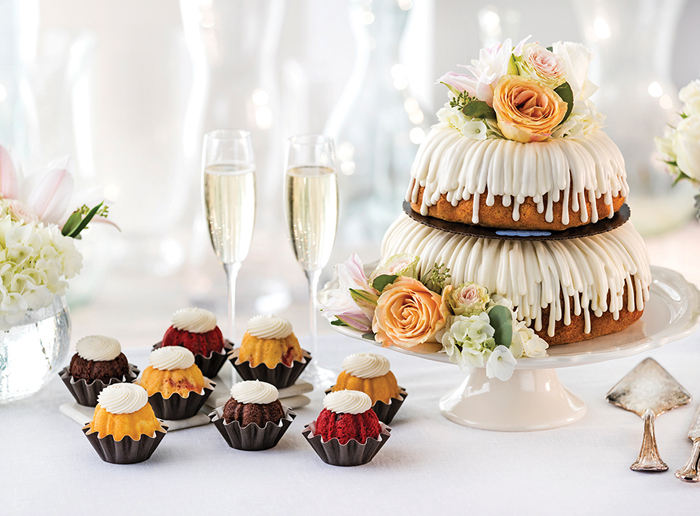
top-left (202, 129), bottom-right (256, 344)
top-left (284, 135), bottom-right (339, 386)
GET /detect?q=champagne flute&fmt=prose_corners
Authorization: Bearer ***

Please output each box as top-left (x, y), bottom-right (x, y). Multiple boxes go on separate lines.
top-left (202, 129), bottom-right (256, 344)
top-left (284, 135), bottom-right (339, 385)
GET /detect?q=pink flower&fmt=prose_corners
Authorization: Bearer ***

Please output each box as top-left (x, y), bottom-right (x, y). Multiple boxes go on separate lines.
top-left (438, 71), bottom-right (477, 97)
top-left (519, 44), bottom-right (565, 89)
top-left (6, 200), bottom-right (38, 224)
top-left (336, 252), bottom-right (373, 293)
top-left (19, 156), bottom-right (74, 225)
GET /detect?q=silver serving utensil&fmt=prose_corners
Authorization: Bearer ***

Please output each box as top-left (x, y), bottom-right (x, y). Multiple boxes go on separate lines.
top-left (675, 403), bottom-right (700, 482)
top-left (606, 358), bottom-right (692, 472)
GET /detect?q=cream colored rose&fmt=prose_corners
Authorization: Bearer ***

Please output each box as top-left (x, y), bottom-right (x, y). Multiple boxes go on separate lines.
top-left (519, 44), bottom-right (565, 89)
top-left (680, 80), bottom-right (700, 117)
top-left (492, 75), bottom-right (567, 142)
top-left (372, 277), bottom-right (447, 354)
top-left (674, 116), bottom-right (700, 181)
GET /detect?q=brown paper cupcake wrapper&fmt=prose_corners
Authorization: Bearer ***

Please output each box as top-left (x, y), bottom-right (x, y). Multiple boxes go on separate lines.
top-left (152, 340), bottom-right (234, 379)
top-left (325, 386), bottom-right (408, 425)
top-left (59, 364), bottom-right (140, 407)
top-left (82, 424), bottom-right (168, 464)
top-left (147, 378), bottom-right (215, 420)
top-left (209, 405), bottom-right (296, 451)
top-left (229, 349), bottom-right (312, 389)
top-left (302, 421), bottom-right (391, 467)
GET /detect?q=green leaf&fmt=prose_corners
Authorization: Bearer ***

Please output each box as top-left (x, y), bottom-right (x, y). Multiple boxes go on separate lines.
top-left (440, 82), bottom-right (461, 97)
top-left (462, 100), bottom-right (497, 120)
top-left (331, 318), bottom-right (348, 327)
top-left (546, 46), bottom-right (553, 52)
top-left (489, 305), bottom-right (513, 348)
top-left (61, 210), bottom-right (83, 237)
top-left (68, 202), bottom-right (102, 238)
top-left (349, 288), bottom-right (378, 307)
top-left (554, 81), bottom-right (574, 124)
top-left (361, 333), bottom-right (376, 341)
top-left (507, 54), bottom-right (519, 75)
top-left (372, 274), bottom-right (398, 293)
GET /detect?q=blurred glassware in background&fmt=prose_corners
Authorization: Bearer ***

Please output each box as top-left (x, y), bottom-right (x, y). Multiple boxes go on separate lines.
top-left (325, 0), bottom-right (430, 248)
top-left (573, 0), bottom-right (696, 236)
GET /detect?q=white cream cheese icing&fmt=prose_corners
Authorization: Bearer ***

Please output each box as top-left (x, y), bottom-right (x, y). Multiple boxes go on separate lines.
top-left (97, 383), bottom-right (148, 415)
top-left (172, 307), bottom-right (217, 333)
top-left (76, 335), bottom-right (121, 362)
top-left (323, 390), bottom-right (373, 415)
top-left (246, 314), bottom-right (293, 339)
top-left (382, 213), bottom-right (651, 337)
top-left (342, 353), bottom-right (391, 379)
top-left (149, 347), bottom-right (195, 371)
top-left (230, 380), bottom-right (279, 404)
top-left (406, 125), bottom-right (628, 225)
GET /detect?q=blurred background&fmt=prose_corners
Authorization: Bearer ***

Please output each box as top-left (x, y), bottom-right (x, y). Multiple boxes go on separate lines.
top-left (1, 0), bottom-right (699, 347)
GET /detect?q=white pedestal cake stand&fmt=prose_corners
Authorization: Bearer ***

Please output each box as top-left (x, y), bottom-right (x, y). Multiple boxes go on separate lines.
top-left (325, 266), bottom-right (700, 432)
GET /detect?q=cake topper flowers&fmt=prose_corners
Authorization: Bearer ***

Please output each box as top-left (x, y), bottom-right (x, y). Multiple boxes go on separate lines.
top-left (0, 143), bottom-right (115, 328)
top-left (437, 37), bottom-right (604, 143)
top-left (319, 253), bottom-right (548, 381)
top-left (655, 78), bottom-right (700, 215)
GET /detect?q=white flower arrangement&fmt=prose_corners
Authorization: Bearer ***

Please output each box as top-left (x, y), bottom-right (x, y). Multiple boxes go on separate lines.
top-left (0, 144), bottom-right (114, 329)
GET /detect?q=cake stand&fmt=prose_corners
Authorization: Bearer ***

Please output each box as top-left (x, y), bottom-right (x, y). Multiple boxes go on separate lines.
top-left (322, 266), bottom-right (700, 432)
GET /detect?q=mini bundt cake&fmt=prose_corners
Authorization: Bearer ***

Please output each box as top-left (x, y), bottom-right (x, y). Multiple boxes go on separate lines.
top-left (332, 353), bottom-right (400, 405)
top-left (314, 390), bottom-right (382, 445)
top-left (161, 307), bottom-right (225, 357)
top-left (238, 315), bottom-right (303, 368)
top-left (222, 380), bottom-right (284, 428)
top-left (139, 347), bottom-right (205, 399)
top-left (88, 383), bottom-right (162, 441)
top-left (69, 335), bottom-right (130, 383)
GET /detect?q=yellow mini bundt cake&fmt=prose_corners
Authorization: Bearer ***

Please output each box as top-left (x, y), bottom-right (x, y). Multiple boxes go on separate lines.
top-left (88, 383), bottom-right (162, 441)
top-left (238, 315), bottom-right (303, 368)
top-left (331, 353), bottom-right (400, 405)
top-left (139, 347), bottom-right (205, 399)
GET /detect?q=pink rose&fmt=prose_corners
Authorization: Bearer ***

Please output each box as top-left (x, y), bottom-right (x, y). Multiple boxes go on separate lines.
top-left (519, 44), bottom-right (565, 89)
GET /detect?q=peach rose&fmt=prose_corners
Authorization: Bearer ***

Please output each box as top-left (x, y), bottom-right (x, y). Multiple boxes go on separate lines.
top-left (372, 276), bottom-right (447, 354)
top-left (492, 75), bottom-right (567, 142)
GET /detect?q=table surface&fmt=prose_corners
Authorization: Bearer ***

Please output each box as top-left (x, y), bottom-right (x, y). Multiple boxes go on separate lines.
top-left (3, 331), bottom-right (700, 515)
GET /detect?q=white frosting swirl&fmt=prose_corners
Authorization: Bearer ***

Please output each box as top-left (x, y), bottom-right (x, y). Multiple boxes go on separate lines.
top-left (149, 346), bottom-right (195, 371)
top-left (230, 380), bottom-right (279, 404)
top-left (76, 335), bottom-right (121, 362)
top-left (246, 314), bottom-right (293, 339)
top-left (323, 390), bottom-right (373, 415)
top-left (97, 383), bottom-right (148, 415)
top-left (342, 353), bottom-right (391, 379)
top-left (172, 307), bottom-right (217, 333)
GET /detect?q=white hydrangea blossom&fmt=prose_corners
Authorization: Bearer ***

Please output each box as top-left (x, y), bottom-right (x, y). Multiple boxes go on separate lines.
top-left (439, 312), bottom-right (496, 370)
top-left (551, 100), bottom-right (605, 139)
top-left (0, 199), bottom-right (82, 329)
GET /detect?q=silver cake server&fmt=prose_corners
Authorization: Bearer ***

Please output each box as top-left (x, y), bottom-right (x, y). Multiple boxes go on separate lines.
top-left (606, 358), bottom-right (692, 472)
top-left (675, 403), bottom-right (700, 482)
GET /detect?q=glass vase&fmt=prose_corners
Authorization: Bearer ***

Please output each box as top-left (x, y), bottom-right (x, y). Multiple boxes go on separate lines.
top-left (0, 296), bottom-right (71, 404)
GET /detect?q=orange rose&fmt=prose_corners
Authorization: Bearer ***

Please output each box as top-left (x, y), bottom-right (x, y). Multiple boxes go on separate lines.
top-left (372, 277), bottom-right (447, 354)
top-left (492, 75), bottom-right (567, 142)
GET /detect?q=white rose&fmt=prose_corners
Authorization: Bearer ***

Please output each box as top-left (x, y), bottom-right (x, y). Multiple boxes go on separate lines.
top-left (551, 100), bottom-right (605, 139)
top-left (679, 80), bottom-right (700, 117)
top-left (674, 116), bottom-right (700, 181)
top-left (551, 41), bottom-right (598, 101)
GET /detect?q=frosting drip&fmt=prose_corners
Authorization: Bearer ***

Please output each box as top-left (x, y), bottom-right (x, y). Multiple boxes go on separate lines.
top-left (381, 214), bottom-right (651, 337)
top-left (76, 335), bottom-right (121, 362)
top-left (230, 380), bottom-right (279, 405)
top-left (246, 314), bottom-right (293, 339)
top-left (406, 126), bottom-right (628, 225)
top-left (342, 353), bottom-right (391, 379)
top-left (97, 383), bottom-right (149, 415)
top-left (149, 346), bottom-right (195, 371)
top-left (172, 307), bottom-right (217, 333)
top-left (323, 390), bottom-right (373, 415)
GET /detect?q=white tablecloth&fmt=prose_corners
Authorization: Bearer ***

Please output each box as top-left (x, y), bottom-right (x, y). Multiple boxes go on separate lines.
top-left (3, 332), bottom-right (700, 515)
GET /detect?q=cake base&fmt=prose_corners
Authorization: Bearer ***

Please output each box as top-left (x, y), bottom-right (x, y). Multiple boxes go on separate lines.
top-left (411, 184), bottom-right (626, 230)
top-left (439, 367), bottom-right (586, 431)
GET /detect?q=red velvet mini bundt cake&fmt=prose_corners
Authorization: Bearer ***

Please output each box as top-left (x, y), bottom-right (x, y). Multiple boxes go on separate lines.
top-left (161, 307), bottom-right (224, 357)
top-left (314, 390), bottom-right (381, 445)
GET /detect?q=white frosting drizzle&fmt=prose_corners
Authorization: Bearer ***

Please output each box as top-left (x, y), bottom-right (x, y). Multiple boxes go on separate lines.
top-left (342, 353), bottom-right (391, 379)
top-left (149, 347), bottom-right (195, 371)
top-left (230, 380), bottom-right (279, 404)
top-left (406, 125), bottom-right (628, 225)
top-left (246, 314), bottom-right (293, 339)
top-left (323, 390), bottom-right (373, 415)
top-left (172, 307), bottom-right (217, 333)
top-left (97, 383), bottom-right (148, 415)
top-left (76, 335), bottom-right (121, 362)
top-left (382, 214), bottom-right (651, 337)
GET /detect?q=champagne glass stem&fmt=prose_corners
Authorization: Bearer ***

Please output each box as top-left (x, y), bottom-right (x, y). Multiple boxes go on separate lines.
top-left (305, 268), bottom-right (322, 359)
top-left (223, 261), bottom-right (241, 343)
